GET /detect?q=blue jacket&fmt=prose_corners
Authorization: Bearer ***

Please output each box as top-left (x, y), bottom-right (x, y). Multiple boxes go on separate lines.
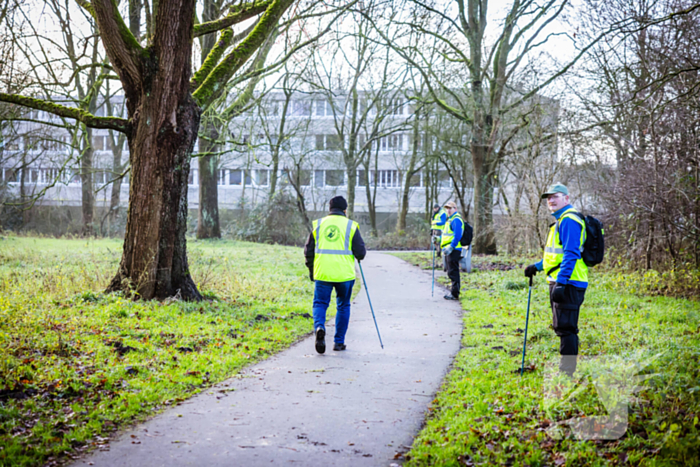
top-left (448, 214), bottom-right (463, 251)
top-left (535, 204), bottom-right (587, 288)
top-left (433, 211), bottom-right (447, 227)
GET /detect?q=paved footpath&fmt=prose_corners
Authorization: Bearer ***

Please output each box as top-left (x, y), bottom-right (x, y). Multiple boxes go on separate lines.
top-left (75, 253), bottom-right (463, 467)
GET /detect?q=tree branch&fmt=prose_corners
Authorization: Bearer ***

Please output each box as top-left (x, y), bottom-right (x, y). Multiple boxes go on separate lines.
top-left (194, 0), bottom-right (273, 38)
top-left (0, 93), bottom-right (130, 133)
top-left (92, 0), bottom-right (143, 99)
top-left (192, 0), bottom-right (295, 107)
top-left (191, 28), bottom-right (235, 90)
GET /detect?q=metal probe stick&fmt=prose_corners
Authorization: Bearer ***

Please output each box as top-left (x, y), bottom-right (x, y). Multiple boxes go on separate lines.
top-left (431, 236), bottom-right (436, 297)
top-left (520, 275), bottom-right (534, 376)
top-left (358, 261), bottom-right (384, 349)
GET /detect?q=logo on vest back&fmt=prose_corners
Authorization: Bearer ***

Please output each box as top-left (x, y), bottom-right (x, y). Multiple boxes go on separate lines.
top-left (323, 224), bottom-right (342, 243)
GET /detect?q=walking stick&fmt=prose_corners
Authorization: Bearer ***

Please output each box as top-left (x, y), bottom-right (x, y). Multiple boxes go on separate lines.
top-left (520, 276), bottom-right (534, 376)
top-left (431, 235), bottom-right (436, 297)
top-left (358, 261), bottom-right (384, 349)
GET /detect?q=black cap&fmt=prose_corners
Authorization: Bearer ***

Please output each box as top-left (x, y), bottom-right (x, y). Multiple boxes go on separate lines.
top-left (329, 196), bottom-right (348, 211)
top-left (433, 204), bottom-right (440, 209)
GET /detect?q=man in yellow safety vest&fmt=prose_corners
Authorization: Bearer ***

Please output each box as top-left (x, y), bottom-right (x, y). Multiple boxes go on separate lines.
top-left (304, 196), bottom-right (366, 354)
top-left (431, 204), bottom-right (447, 258)
top-left (441, 201), bottom-right (465, 301)
top-left (524, 183), bottom-right (588, 376)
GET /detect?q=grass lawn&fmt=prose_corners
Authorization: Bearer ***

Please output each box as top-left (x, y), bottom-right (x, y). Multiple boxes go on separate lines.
top-left (0, 236), bottom-right (319, 466)
top-left (395, 252), bottom-right (700, 467)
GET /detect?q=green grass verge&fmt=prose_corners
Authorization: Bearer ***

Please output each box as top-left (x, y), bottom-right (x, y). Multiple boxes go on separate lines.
top-left (0, 236), bottom-right (322, 466)
top-left (394, 252), bottom-right (700, 467)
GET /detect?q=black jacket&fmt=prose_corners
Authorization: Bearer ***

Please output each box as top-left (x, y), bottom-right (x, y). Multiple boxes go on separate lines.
top-left (304, 209), bottom-right (367, 276)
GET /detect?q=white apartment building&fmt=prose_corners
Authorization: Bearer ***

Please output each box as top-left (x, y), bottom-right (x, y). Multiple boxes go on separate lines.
top-left (1, 93), bottom-right (456, 217)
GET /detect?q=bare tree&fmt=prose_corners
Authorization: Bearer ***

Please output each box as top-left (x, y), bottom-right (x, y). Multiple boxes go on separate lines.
top-left (573, 0), bottom-right (700, 268)
top-left (306, 0), bottom-right (410, 218)
top-left (366, 0), bottom-right (605, 254)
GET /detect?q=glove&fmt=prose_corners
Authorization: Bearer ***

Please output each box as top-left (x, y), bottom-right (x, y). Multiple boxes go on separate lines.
top-left (524, 264), bottom-right (538, 278)
top-left (443, 245), bottom-right (454, 256)
top-left (551, 283), bottom-right (566, 303)
top-left (309, 270), bottom-right (314, 282)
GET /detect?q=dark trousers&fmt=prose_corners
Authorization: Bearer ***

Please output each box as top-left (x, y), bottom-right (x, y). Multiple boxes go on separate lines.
top-left (549, 282), bottom-right (586, 375)
top-left (446, 249), bottom-right (461, 297)
top-left (313, 280), bottom-right (355, 344)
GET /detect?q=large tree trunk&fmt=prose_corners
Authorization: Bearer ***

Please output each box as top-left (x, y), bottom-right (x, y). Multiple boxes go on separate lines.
top-left (108, 94), bottom-right (202, 299)
top-left (81, 126), bottom-right (95, 236)
top-left (197, 122), bottom-right (221, 239)
top-left (397, 113), bottom-right (421, 232)
top-left (346, 166), bottom-right (357, 218)
top-left (109, 135), bottom-right (125, 220)
top-left (105, 0), bottom-right (202, 300)
top-left (472, 143), bottom-right (497, 254)
top-left (195, 0), bottom-right (222, 239)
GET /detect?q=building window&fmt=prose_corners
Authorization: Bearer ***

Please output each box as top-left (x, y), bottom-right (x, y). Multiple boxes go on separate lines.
top-left (292, 100), bottom-right (311, 116)
top-left (358, 134), bottom-right (373, 151)
top-left (360, 99), bottom-right (376, 116)
top-left (224, 169), bottom-right (252, 186)
top-left (383, 98), bottom-right (403, 115)
top-left (41, 168), bottom-right (60, 184)
top-left (314, 170), bottom-right (324, 187)
top-left (45, 136), bottom-right (67, 151)
top-left (327, 134), bottom-right (344, 151)
top-left (3, 169), bottom-right (19, 183)
top-left (218, 169), bottom-right (227, 185)
top-left (229, 169), bottom-right (242, 186)
top-left (358, 170), bottom-right (367, 187)
top-left (316, 134), bottom-right (344, 151)
top-left (255, 169), bottom-right (269, 186)
top-left (315, 99), bottom-right (334, 117)
top-left (375, 170), bottom-right (400, 188)
top-left (325, 170), bottom-right (344, 186)
top-left (379, 134), bottom-right (403, 152)
top-left (298, 169), bottom-right (311, 186)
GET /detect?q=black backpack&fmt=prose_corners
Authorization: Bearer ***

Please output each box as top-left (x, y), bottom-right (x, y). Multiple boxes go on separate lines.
top-left (557, 212), bottom-right (605, 267)
top-left (460, 219), bottom-right (473, 246)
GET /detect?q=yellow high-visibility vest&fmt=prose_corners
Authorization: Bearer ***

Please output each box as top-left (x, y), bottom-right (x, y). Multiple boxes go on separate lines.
top-left (312, 215), bottom-right (359, 282)
top-left (431, 208), bottom-right (446, 231)
top-left (542, 207), bottom-right (588, 284)
top-left (441, 212), bottom-right (464, 249)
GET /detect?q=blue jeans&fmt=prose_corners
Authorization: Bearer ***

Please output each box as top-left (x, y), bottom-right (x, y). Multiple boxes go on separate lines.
top-left (313, 280), bottom-right (355, 344)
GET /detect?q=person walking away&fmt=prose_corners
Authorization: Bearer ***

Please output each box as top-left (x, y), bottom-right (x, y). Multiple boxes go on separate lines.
top-left (431, 204), bottom-right (447, 258)
top-left (441, 201), bottom-right (464, 301)
top-left (524, 183), bottom-right (588, 376)
top-left (304, 196), bottom-right (366, 354)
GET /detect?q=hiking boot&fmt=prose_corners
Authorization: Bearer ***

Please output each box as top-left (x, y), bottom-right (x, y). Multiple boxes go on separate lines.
top-left (333, 343), bottom-right (346, 351)
top-left (315, 327), bottom-right (325, 354)
top-left (443, 294), bottom-right (459, 301)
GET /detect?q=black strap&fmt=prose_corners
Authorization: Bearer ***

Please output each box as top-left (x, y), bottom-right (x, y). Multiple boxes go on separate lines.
top-left (546, 264), bottom-right (561, 276)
